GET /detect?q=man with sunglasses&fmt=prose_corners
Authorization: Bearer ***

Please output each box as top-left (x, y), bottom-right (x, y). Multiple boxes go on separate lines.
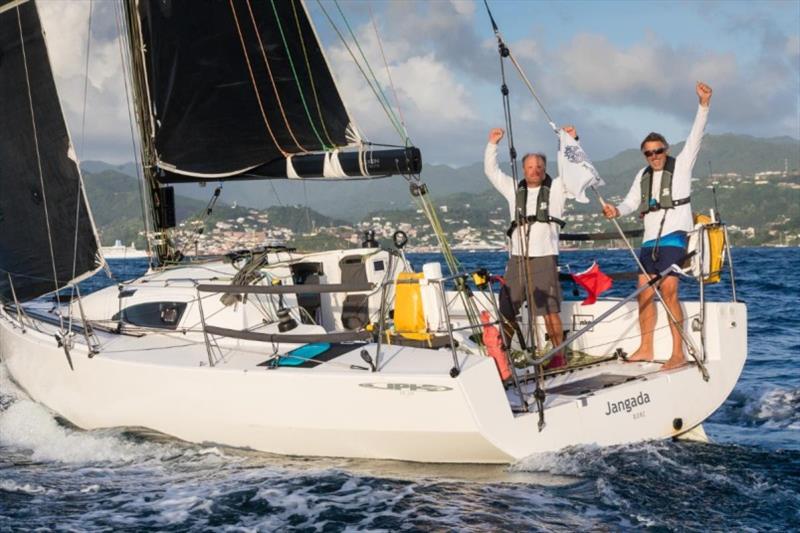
top-left (602, 81), bottom-right (712, 371)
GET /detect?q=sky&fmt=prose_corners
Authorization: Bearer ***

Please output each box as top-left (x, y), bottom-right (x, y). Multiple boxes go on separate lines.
top-left (38, 0), bottom-right (800, 168)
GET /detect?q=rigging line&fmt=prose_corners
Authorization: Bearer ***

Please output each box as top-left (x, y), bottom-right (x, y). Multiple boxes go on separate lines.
top-left (482, 0), bottom-right (557, 132)
top-left (290, 0), bottom-right (336, 147)
top-left (17, 6), bottom-right (64, 331)
top-left (414, 191), bottom-right (484, 345)
top-left (244, 0), bottom-right (309, 153)
top-left (367, 2), bottom-right (409, 144)
top-left (121, 0), bottom-right (165, 265)
top-left (500, 56), bottom-right (518, 181)
top-left (332, 0), bottom-right (405, 139)
top-left (229, 0), bottom-right (289, 157)
top-left (78, 0), bottom-right (93, 161)
top-left (68, 0), bottom-right (95, 333)
top-left (115, 0), bottom-right (153, 267)
top-left (484, 0), bottom-right (541, 367)
top-left (506, 51), bottom-right (557, 132)
top-left (269, 0), bottom-right (329, 149)
top-left (302, 181), bottom-right (312, 232)
top-left (314, 0), bottom-right (405, 142)
top-left (176, 186), bottom-right (222, 259)
top-left (268, 180), bottom-right (284, 207)
top-left (421, 197), bottom-right (459, 273)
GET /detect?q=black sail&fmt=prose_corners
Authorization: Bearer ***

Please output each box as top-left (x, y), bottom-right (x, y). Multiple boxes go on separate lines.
top-left (0, 0), bottom-right (102, 302)
top-left (138, 0), bottom-right (350, 177)
top-left (133, 0), bottom-right (421, 181)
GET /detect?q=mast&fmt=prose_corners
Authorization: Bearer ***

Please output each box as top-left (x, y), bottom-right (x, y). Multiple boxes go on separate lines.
top-left (122, 0), bottom-right (178, 264)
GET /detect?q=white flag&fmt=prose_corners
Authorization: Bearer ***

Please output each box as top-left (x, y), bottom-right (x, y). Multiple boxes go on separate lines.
top-left (557, 129), bottom-right (605, 203)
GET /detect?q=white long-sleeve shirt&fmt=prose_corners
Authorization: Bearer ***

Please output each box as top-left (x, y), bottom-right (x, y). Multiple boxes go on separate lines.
top-left (617, 105), bottom-right (709, 243)
top-left (484, 143), bottom-right (566, 257)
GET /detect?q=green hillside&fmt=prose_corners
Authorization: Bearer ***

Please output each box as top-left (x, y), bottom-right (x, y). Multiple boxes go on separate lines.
top-left (83, 132), bottom-right (800, 249)
top-left (83, 170), bottom-right (344, 247)
top-left (158, 133), bottom-right (800, 220)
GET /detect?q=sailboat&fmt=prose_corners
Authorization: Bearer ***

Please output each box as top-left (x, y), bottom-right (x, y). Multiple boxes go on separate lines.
top-left (0, 0), bottom-right (747, 463)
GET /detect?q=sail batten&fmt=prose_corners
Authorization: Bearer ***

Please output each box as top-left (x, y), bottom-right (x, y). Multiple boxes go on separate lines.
top-left (131, 0), bottom-right (419, 182)
top-left (0, 0), bottom-right (102, 302)
top-left (134, 0), bottom-right (351, 178)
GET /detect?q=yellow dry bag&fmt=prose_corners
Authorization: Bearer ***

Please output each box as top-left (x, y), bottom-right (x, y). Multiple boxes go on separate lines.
top-left (688, 213), bottom-right (726, 284)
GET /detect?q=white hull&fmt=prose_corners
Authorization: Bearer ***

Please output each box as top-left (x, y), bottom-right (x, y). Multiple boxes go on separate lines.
top-left (0, 254), bottom-right (747, 463)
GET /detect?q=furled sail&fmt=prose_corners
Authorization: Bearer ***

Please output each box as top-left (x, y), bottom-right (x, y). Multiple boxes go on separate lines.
top-left (129, 0), bottom-right (421, 182)
top-left (0, 0), bottom-right (103, 302)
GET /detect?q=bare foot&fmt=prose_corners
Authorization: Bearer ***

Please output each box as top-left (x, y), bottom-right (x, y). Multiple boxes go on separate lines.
top-left (545, 352), bottom-right (567, 370)
top-left (626, 349), bottom-right (654, 363)
top-left (660, 355), bottom-right (687, 371)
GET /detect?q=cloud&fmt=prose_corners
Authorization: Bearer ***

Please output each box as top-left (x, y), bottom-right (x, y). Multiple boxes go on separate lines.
top-left (31, 0), bottom-right (800, 171)
top-left (547, 30), bottom-right (798, 138)
top-left (788, 35), bottom-right (800, 61)
top-left (320, 2), bottom-right (488, 163)
top-left (40, 0), bottom-right (134, 163)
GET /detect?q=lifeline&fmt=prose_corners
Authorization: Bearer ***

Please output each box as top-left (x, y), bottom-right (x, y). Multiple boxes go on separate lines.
top-left (604, 391), bottom-right (651, 415)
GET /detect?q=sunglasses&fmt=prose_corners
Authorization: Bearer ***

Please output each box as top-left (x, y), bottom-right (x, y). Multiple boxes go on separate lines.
top-left (643, 147), bottom-right (667, 158)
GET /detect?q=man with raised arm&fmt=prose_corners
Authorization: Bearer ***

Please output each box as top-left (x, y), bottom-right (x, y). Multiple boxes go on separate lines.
top-left (602, 82), bottom-right (712, 371)
top-left (484, 126), bottom-right (577, 369)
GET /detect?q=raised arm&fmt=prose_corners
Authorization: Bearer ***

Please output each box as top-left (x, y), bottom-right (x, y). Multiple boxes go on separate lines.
top-left (484, 128), bottom-right (515, 200)
top-left (675, 82), bottom-right (711, 173)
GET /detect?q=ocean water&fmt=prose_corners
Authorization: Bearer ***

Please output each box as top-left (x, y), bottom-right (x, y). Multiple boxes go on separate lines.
top-left (1, 248), bottom-right (798, 531)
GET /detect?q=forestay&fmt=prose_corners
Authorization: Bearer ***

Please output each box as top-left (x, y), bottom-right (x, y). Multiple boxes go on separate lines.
top-left (0, 0), bottom-right (102, 302)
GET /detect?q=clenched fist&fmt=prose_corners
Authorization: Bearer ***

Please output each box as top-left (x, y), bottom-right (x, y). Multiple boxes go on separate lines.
top-left (488, 128), bottom-right (504, 145)
top-left (696, 82), bottom-right (712, 107)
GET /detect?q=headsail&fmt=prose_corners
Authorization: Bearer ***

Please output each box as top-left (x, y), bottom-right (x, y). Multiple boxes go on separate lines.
top-left (128, 0), bottom-right (421, 182)
top-left (0, 0), bottom-right (103, 302)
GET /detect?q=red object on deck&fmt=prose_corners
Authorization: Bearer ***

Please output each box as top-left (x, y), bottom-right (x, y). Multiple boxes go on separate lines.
top-left (571, 262), bottom-right (613, 305)
top-left (481, 311), bottom-right (512, 381)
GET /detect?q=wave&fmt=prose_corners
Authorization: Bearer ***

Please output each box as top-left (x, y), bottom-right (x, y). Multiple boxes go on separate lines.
top-left (0, 478), bottom-right (54, 495)
top-left (714, 385), bottom-right (800, 430)
top-left (0, 400), bottom-right (164, 464)
top-left (510, 440), bottom-right (800, 531)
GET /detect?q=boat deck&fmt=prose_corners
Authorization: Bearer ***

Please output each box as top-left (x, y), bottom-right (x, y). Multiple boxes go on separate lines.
top-left (507, 359), bottom-right (663, 412)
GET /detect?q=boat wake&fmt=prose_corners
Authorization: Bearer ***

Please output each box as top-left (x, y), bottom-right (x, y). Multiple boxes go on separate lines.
top-left (714, 385), bottom-right (800, 430)
top-left (2, 360), bottom-right (798, 531)
top-left (511, 440), bottom-right (800, 530)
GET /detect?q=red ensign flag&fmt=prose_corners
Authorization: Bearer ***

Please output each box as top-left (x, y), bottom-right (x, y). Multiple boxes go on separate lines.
top-left (571, 262), bottom-right (613, 305)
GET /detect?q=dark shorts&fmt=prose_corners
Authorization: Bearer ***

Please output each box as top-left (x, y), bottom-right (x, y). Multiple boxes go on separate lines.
top-left (499, 255), bottom-right (562, 317)
top-left (639, 246), bottom-right (687, 276)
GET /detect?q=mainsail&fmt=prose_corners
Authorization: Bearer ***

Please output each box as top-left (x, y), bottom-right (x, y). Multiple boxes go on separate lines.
top-left (127, 0), bottom-right (421, 182)
top-left (0, 0), bottom-right (102, 302)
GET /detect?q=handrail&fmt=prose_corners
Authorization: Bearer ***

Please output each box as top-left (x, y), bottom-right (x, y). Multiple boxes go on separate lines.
top-left (534, 257), bottom-right (710, 383)
top-left (560, 229), bottom-right (643, 241)
top-left (204, 325), bottom-right (371, 344)
top-left (196, 283), bottom-right (374, 294)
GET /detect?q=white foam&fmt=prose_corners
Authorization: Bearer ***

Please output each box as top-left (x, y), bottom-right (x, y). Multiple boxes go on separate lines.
top-left (751, 387), bottom-right (800, 428)
top-left (0, 363), bottom-right (29, 405)
top-left (0, 399), bottom-right (208, 465)
top-left (0, 401), bottom-right (136, 463)
top-left (0, 478), bottom-right (54, 495)
top-left (510, 440), bottom-right (683, 477)
top-left (510, 444), bottom-right (610, 476)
